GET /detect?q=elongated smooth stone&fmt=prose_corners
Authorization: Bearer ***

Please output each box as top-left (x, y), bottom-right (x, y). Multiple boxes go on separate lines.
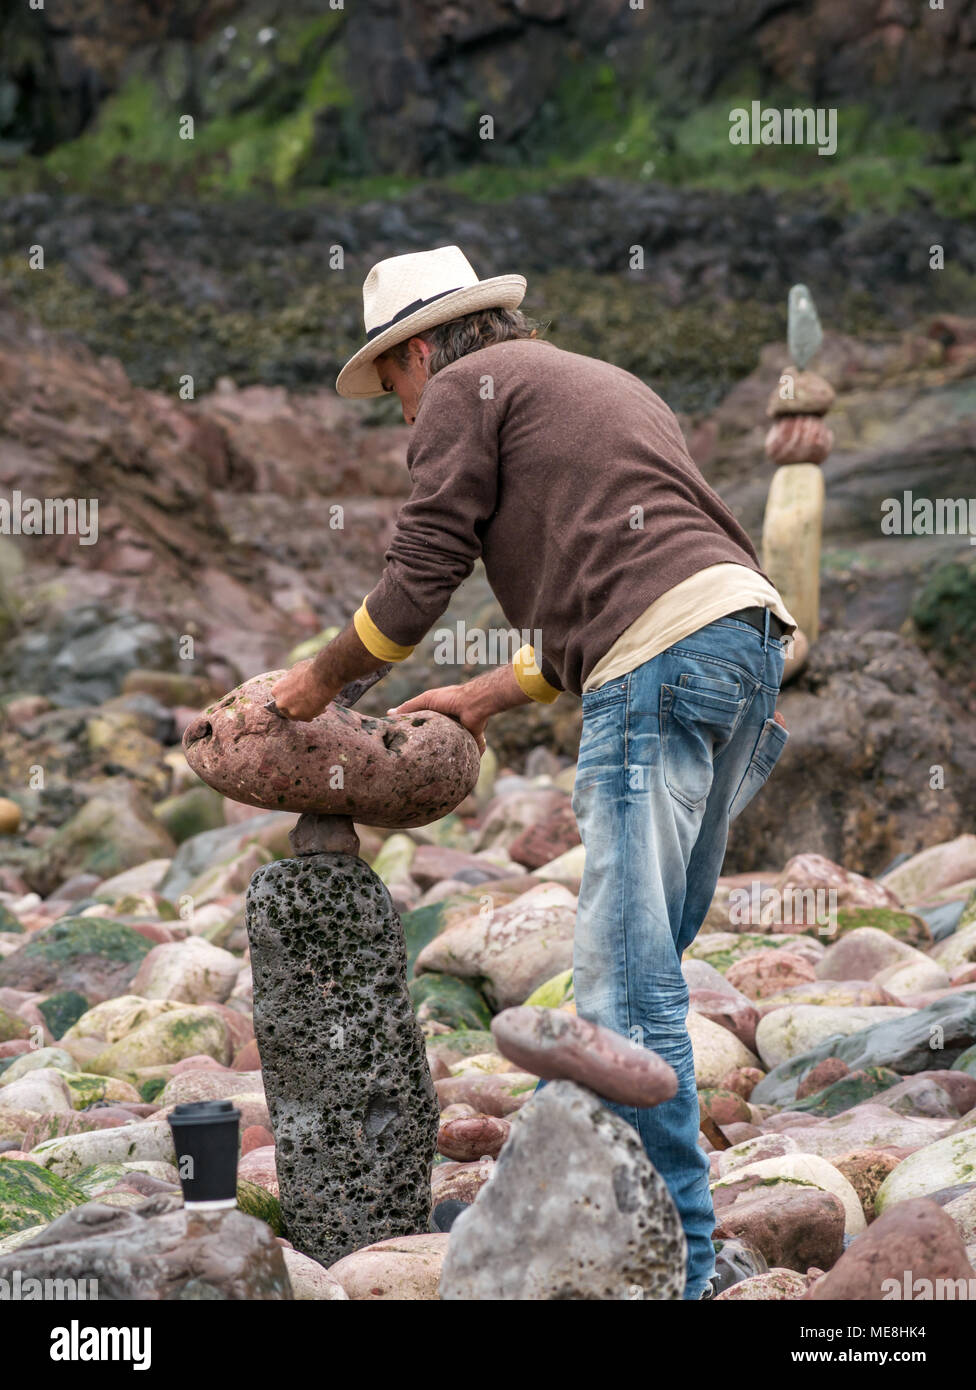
top-left (182, 671), bottom-right (481, 827)
top-left (761, 463), bottom-right (824, 643)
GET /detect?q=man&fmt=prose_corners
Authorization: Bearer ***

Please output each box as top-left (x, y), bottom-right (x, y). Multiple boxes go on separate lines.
top-left (271, 245), bottom-right (796, 1300)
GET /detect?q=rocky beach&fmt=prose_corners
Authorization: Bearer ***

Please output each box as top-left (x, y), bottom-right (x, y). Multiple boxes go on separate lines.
top-left (1, 0), bottom-right (976, 1318)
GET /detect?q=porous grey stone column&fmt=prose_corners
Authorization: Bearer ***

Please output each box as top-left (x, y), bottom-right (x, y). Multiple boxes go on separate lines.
top-left (245, 852), bottom-right (439, 1266)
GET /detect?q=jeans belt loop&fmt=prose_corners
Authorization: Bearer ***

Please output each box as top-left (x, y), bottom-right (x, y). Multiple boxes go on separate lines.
top-left (762, 606), bottom-right (770, 651)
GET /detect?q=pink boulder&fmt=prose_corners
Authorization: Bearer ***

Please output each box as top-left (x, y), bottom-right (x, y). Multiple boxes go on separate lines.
top-left (183, 671), bottom-right (481, 827)
top-left (491, 1005), bottom-right (678, 1108)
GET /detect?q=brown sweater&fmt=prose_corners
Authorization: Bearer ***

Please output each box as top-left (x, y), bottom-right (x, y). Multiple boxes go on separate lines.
top-left (362, 339), bottom-right (771, 697)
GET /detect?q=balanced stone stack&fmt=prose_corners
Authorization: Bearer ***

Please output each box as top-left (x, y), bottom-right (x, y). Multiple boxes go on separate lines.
top-left (761, 284), bottom-right (834, 652)
top-left (439, 1006), bottom-right (686, 1300)
top-left (190, 670), bottom-right (482, 1268)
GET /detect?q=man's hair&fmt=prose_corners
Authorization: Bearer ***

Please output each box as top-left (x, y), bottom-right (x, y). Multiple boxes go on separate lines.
top-left (385, 307), bottom-right (541, 377)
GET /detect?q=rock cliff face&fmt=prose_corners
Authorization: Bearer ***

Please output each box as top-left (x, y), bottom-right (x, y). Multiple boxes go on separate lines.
top-left (3, 0), bottom-right (974, 171)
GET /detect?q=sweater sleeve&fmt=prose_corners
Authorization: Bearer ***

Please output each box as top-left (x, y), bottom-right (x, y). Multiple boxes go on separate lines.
top-left (359, 370), bottom-right (499, 655)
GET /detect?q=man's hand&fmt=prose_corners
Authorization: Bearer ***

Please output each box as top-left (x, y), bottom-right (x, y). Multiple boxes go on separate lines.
top-left (270, 660), bottom-right (337, 723)
top-left (390, 684), bottom-right (489, 753)
top-left (389, 665), bottom-right (534, 755)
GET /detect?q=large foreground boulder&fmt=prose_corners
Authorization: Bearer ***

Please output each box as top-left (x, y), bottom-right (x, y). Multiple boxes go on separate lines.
top-left (0, 1200), bottom-right (292, 1299)
top-left (439, 1080), bottom-right (685, 1300)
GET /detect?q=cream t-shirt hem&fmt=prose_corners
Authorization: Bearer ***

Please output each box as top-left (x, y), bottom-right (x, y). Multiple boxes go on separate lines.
top-left (583, 563), bottom-right (798, 692)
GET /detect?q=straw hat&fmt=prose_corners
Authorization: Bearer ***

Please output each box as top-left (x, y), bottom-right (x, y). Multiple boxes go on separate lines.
top-left (336, 245), bottom-right (527, 398)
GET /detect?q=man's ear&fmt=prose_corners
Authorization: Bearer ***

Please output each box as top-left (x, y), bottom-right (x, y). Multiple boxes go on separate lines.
top-left (408, 335), bottom-right (432, 368)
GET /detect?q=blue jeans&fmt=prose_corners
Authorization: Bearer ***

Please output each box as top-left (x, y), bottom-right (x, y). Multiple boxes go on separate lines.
top-left (569, 613), bottom-right (789, 1299)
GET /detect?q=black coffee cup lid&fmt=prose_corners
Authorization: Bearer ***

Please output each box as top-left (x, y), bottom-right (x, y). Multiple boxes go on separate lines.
top-left (168, 1100), bottom-right (240, 1123)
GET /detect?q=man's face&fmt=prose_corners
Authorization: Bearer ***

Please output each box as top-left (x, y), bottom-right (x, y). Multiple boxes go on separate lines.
top-left (375, 337), bottom-right (431, 424)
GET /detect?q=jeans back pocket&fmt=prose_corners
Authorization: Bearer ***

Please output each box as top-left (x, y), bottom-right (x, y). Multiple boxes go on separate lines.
top-left (660, 679), bottom-right (746, 813)
top-left (729, 717), bottom-right (790, 821)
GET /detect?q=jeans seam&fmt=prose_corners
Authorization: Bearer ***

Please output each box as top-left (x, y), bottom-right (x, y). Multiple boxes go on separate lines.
top-left (621, 673), bottom-right (637, 1129)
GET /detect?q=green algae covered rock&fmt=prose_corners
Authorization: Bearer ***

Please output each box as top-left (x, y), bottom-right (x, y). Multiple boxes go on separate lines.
top-left (0, 1047), bottom-right (75, 1082)
top-left (685, 933), bottom-right (822, 974)
top-left (0, 1158), bottom-right (86, 1235)
top-left (524, 968), bottom-right (575, 1009)
top-left (0, 1005), bottom-right (30, 1044)
top-left (62, 1072), bottom-right (142, 1108)
top-left (0, 917), bottom-right (153, 1003)
top-left (237, 1177), bottom-right (283, 1236)
top-left (37, 991), bottom-right (89, 1040)
top-left (409, 973), bottom-right (491, 1032)
top-left (753, 995), bottom-right (976, 1107)
top-left (88, 1005), bottom-right (231, 1076)
top-left (791, 1066), bottom-right (902, 1117)
top-left (29, 1119), bottom-right (176, 1177)
top-left (875, 1130), bottom-right (976, 1213)
top-left (832, 907), bottom-right (933, 949)
top-left (0, 903), bottom-right (23, 934)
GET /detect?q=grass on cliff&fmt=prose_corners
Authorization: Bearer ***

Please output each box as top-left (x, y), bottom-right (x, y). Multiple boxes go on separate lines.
top-left (3, 57), bottom-right (975, 219)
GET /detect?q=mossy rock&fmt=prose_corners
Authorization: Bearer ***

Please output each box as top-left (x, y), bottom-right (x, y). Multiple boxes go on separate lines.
top-left (0, 1005), bottom-right (30, 1044)
top-left (791, 1066), bottom-right (902, 1117)
top-left (19, 917), bottom-right (153, 964)
top-left (401, 900), bottom-right (455, 976)
top-left (409, 973), bottom-right (491, 1032)
top-left (62, 1072), bottom-right (141, 1109)
top-left (88, 1006), bottom-right (230, 1076)
top-left (153, 786), bottom-right (227, 843)
top-left (0, 1046), bottom-right (75, 1081)
top-left (910, 557), bottom-right (976, 672)
top-left (236, 1178), bottom-right (283, 1236)
top-left (953, 1044), bottom-right (976, 1079)
top-left (0, 903), bottom-right (23, 933)
top-left (684, 932), bottom-right (814, 973)
top-left (37, 991), bottom-right (89, 1040)
top-left (69, 1163), bottom-right (133, 1199)
top-left (428, 1030), bottom-right (496, 1059)
top-left (832, 907), bottom-right (932, 948)
top-left (0, 917), bottom-right (153, 1003)
top-left (0, 1158), bottom-right (86, 1236)
top-left (525, 968), bottom-right (575, 1009)
top-left (139, 1076), bottom-right (168, 1103)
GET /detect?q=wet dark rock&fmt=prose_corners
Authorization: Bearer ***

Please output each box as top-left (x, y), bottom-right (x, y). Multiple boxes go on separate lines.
top-left (753, 995), bottom-right (976, 1107)
top-left (245, 854), bottom-right (439, 1266)
top-left (0, 604), bottom-right (173, 708)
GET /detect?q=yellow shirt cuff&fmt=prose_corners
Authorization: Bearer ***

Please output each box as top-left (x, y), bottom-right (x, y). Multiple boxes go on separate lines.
top-left (353, 601), bottom-right (415, 662)
top-left (512, 644), bottom-right (560, 704)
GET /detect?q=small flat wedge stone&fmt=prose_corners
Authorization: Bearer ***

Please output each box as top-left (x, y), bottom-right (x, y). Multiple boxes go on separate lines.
top-left (490, 1006), bottom-right (678, 1108)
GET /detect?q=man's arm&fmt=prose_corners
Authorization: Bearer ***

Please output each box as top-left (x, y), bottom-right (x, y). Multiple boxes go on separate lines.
top-left (270, 622), bottom-right (386, 721)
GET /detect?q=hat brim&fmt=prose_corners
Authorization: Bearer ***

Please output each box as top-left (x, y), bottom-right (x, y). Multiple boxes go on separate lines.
top-left (335, 275), bottom-right (527, 399)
